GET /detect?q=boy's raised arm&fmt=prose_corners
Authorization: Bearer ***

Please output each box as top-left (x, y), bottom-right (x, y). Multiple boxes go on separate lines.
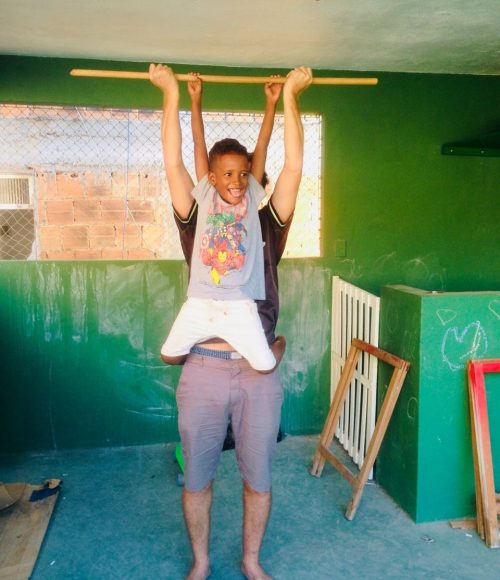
top-left (250, 78), bottom-right (282, 185)
top-left (149, 64), bottom-right (195, 219)
top-left (272, 67), bottom-right (313, 223)
top-left (187, 74), bottom-right (210, 181)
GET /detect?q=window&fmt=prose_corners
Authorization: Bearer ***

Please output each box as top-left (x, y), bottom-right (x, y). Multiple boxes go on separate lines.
top-left (0, 104), bottom-right (322, 260)
top-left (0, 174), bottom-right (36, 259)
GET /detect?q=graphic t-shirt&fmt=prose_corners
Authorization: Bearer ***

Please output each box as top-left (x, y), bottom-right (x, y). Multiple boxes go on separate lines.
top-left (187, 174), bottom-right (266, 300)
top-left (174, 198), bottom-right (293, 344)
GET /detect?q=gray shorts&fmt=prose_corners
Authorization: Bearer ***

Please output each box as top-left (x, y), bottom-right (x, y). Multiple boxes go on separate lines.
top-left (176, 352), bottom-right (283, 492)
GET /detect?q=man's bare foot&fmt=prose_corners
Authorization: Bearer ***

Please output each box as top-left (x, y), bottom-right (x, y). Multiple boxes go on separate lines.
top-left (186, 560), bottom-right (210, 580)
top-left (241, 561), bottom-right (272, 580)
top-left (160, 353), bottom-right (187, 365)
top-left (258, 335), bottom-right (286, 374)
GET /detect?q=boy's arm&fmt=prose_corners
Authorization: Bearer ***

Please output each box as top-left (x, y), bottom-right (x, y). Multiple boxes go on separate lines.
top-left (149, 64), bottom-right (195, 220)
top-left (272, 67), bottom-right (313, 223)
top-left (250, 78), bottom-right (282, 185)
top-left (187, 73), bottom-right (210, 181)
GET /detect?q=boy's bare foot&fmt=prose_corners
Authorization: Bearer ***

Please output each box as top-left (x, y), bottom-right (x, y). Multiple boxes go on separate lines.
top-left (258, 335), bottom-right (286, 374)
top-left (160, 353), bottom-right (187, 365)
top-left (241, 561), bottom-right (272, 580)
top-left (186, 561), bottom-right (210, 580)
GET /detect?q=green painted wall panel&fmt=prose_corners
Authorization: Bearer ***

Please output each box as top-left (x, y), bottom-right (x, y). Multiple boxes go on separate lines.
top-left (418, 292), bottom-right (500, 521)
top-left (277, 260), bottom-right (332, 435)
top-left (378, 286), bottom-right (500, 522)
top-left (376, 286), bottom-right (421, 521)
top-left (320, 74), bottom-right (500, 295)
top-left (0, 260), bottom-right (332, 452)
top-left (0, 261), bottom-right (187, 451)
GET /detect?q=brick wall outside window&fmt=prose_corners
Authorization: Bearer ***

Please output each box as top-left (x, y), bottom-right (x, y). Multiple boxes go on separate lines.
top-left (0, 104), bottom-right (322, 260)
top-left (36, 170), bottom-right (171, 260)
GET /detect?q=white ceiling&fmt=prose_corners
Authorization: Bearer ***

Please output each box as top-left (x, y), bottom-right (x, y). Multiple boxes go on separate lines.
top-left (1, 0), bottom-right (500, 75)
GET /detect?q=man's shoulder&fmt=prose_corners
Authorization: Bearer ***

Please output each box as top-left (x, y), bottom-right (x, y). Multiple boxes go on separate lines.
top-left (259, 200), bottom-right (293, 229)
top-left (173, 201), bottom-right (198, 229)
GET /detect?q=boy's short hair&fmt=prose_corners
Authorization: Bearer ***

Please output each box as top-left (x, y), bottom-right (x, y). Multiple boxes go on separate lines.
top-left (208, 138), bottom-right (249, 168)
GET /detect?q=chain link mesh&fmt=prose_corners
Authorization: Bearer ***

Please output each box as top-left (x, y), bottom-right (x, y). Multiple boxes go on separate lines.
top-left (0, 104), bottom-right (321, 260)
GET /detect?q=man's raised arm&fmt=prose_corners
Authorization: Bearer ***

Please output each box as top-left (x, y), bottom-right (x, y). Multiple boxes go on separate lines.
top-left (272, 67), bottom-right (313, 223)
top-left (149, 64), bottom-right (195, 219)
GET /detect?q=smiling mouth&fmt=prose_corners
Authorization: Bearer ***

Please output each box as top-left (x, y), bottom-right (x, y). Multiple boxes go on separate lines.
top-left (228, 187), bottom-right (245, 197)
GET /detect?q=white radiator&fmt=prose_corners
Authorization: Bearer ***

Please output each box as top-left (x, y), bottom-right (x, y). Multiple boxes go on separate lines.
top-left (331, 276), bottom-right (380, 475)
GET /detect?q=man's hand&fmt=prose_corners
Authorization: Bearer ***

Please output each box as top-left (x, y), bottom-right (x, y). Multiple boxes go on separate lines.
top-left (149, 63), bottom-right (179, 97)
top-left (271, 67), bottom-right (312, 223)
top-left (284, 67), bottom-right (313, 99)
top-left (264, 75), bottom-right (283, 106)
top-left (187, 73), bottom-right (203, 104)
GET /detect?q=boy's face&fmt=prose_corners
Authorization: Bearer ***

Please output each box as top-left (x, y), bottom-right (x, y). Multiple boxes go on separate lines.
top-left (209, 153), bottom-right (250, 205)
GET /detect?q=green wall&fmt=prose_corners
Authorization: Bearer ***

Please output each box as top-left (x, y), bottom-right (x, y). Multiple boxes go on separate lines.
top-left (0, 260), bottom-right (331, 452)
top-left (1, 55), bottom-right (499, 295)
top-left (378, 286), bottom-right (500, 522)
top-left (0, 261), bottom-right (186, 451)
top-left (375, 286), bottom-right (421, 520)
top-left (0, 56), bottom-right (499, 466)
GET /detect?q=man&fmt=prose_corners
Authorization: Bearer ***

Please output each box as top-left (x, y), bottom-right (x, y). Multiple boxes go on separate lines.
top-left (150, 64), bottom-right (312, 580)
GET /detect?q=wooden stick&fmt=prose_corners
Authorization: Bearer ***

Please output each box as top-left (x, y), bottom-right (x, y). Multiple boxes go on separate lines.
top-left (70, 69), bottom-right (378, 86)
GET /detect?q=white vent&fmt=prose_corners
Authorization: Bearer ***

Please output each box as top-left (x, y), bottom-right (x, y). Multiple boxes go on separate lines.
top-left (0, 175), bottom-right (33, 208)
top-left (331, 276), bottom-right (380, 478)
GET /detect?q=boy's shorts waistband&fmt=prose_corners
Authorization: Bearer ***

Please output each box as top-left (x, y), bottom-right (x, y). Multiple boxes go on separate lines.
top-left (190, 345), bottom-right (243, 360)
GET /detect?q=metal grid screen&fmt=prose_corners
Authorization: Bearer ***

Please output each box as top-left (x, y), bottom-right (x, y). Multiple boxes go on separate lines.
top-left (0, 104), bottom-right (322, 261)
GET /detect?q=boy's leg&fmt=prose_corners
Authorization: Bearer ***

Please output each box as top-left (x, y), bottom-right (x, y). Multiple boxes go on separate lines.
top-left (161, 298), bottom-right (215, 364)
top-left (216, 301), bottom-right (276, 371)
top-left (267, 335), bottom-right (286, 373)
top-left (244, 335), bottom-right (286, 376)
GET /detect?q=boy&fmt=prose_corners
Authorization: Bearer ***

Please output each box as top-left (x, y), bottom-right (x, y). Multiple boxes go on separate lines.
top-left (159, 74), bottom-right (285, 371)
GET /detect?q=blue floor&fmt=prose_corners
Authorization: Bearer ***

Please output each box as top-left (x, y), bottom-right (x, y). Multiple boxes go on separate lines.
top-left (1, 435), bottom-right (499, 579)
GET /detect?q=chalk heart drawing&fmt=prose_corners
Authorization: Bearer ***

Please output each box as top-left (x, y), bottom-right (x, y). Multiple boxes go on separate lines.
top-left (441, 321), bottom-right (488, 371)
top-left (488, 299), bottom-right (500, 320)
top-left (436, 309), bottom-right (457, 326)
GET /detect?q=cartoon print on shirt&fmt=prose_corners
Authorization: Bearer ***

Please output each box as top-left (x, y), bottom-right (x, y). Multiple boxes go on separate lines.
top-left (200, 195), bottom-right (248, 285)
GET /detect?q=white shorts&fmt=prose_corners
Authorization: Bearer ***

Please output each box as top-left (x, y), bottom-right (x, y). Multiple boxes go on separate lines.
top-left (161, 297), bottom-right (276, 371)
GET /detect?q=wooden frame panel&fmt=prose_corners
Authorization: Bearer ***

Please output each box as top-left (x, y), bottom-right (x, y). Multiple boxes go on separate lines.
top-left (311, 339), bottom-right (410, 520)
top-left (467, 359), bottom-right (500, 548)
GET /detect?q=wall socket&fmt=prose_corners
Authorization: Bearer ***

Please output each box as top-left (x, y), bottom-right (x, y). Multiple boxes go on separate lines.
top-left (334, 239), bottom-right (346, 257)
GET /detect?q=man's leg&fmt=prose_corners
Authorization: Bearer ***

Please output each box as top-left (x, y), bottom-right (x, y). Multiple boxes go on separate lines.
top-left (241, 482), bottom-right (272, 580)
top-left (182, 483), bottom-right (212, 580)
top-left (231, 363), bottom-right (283, 580)
top-left (176, 355), bottom-right (231, 579)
